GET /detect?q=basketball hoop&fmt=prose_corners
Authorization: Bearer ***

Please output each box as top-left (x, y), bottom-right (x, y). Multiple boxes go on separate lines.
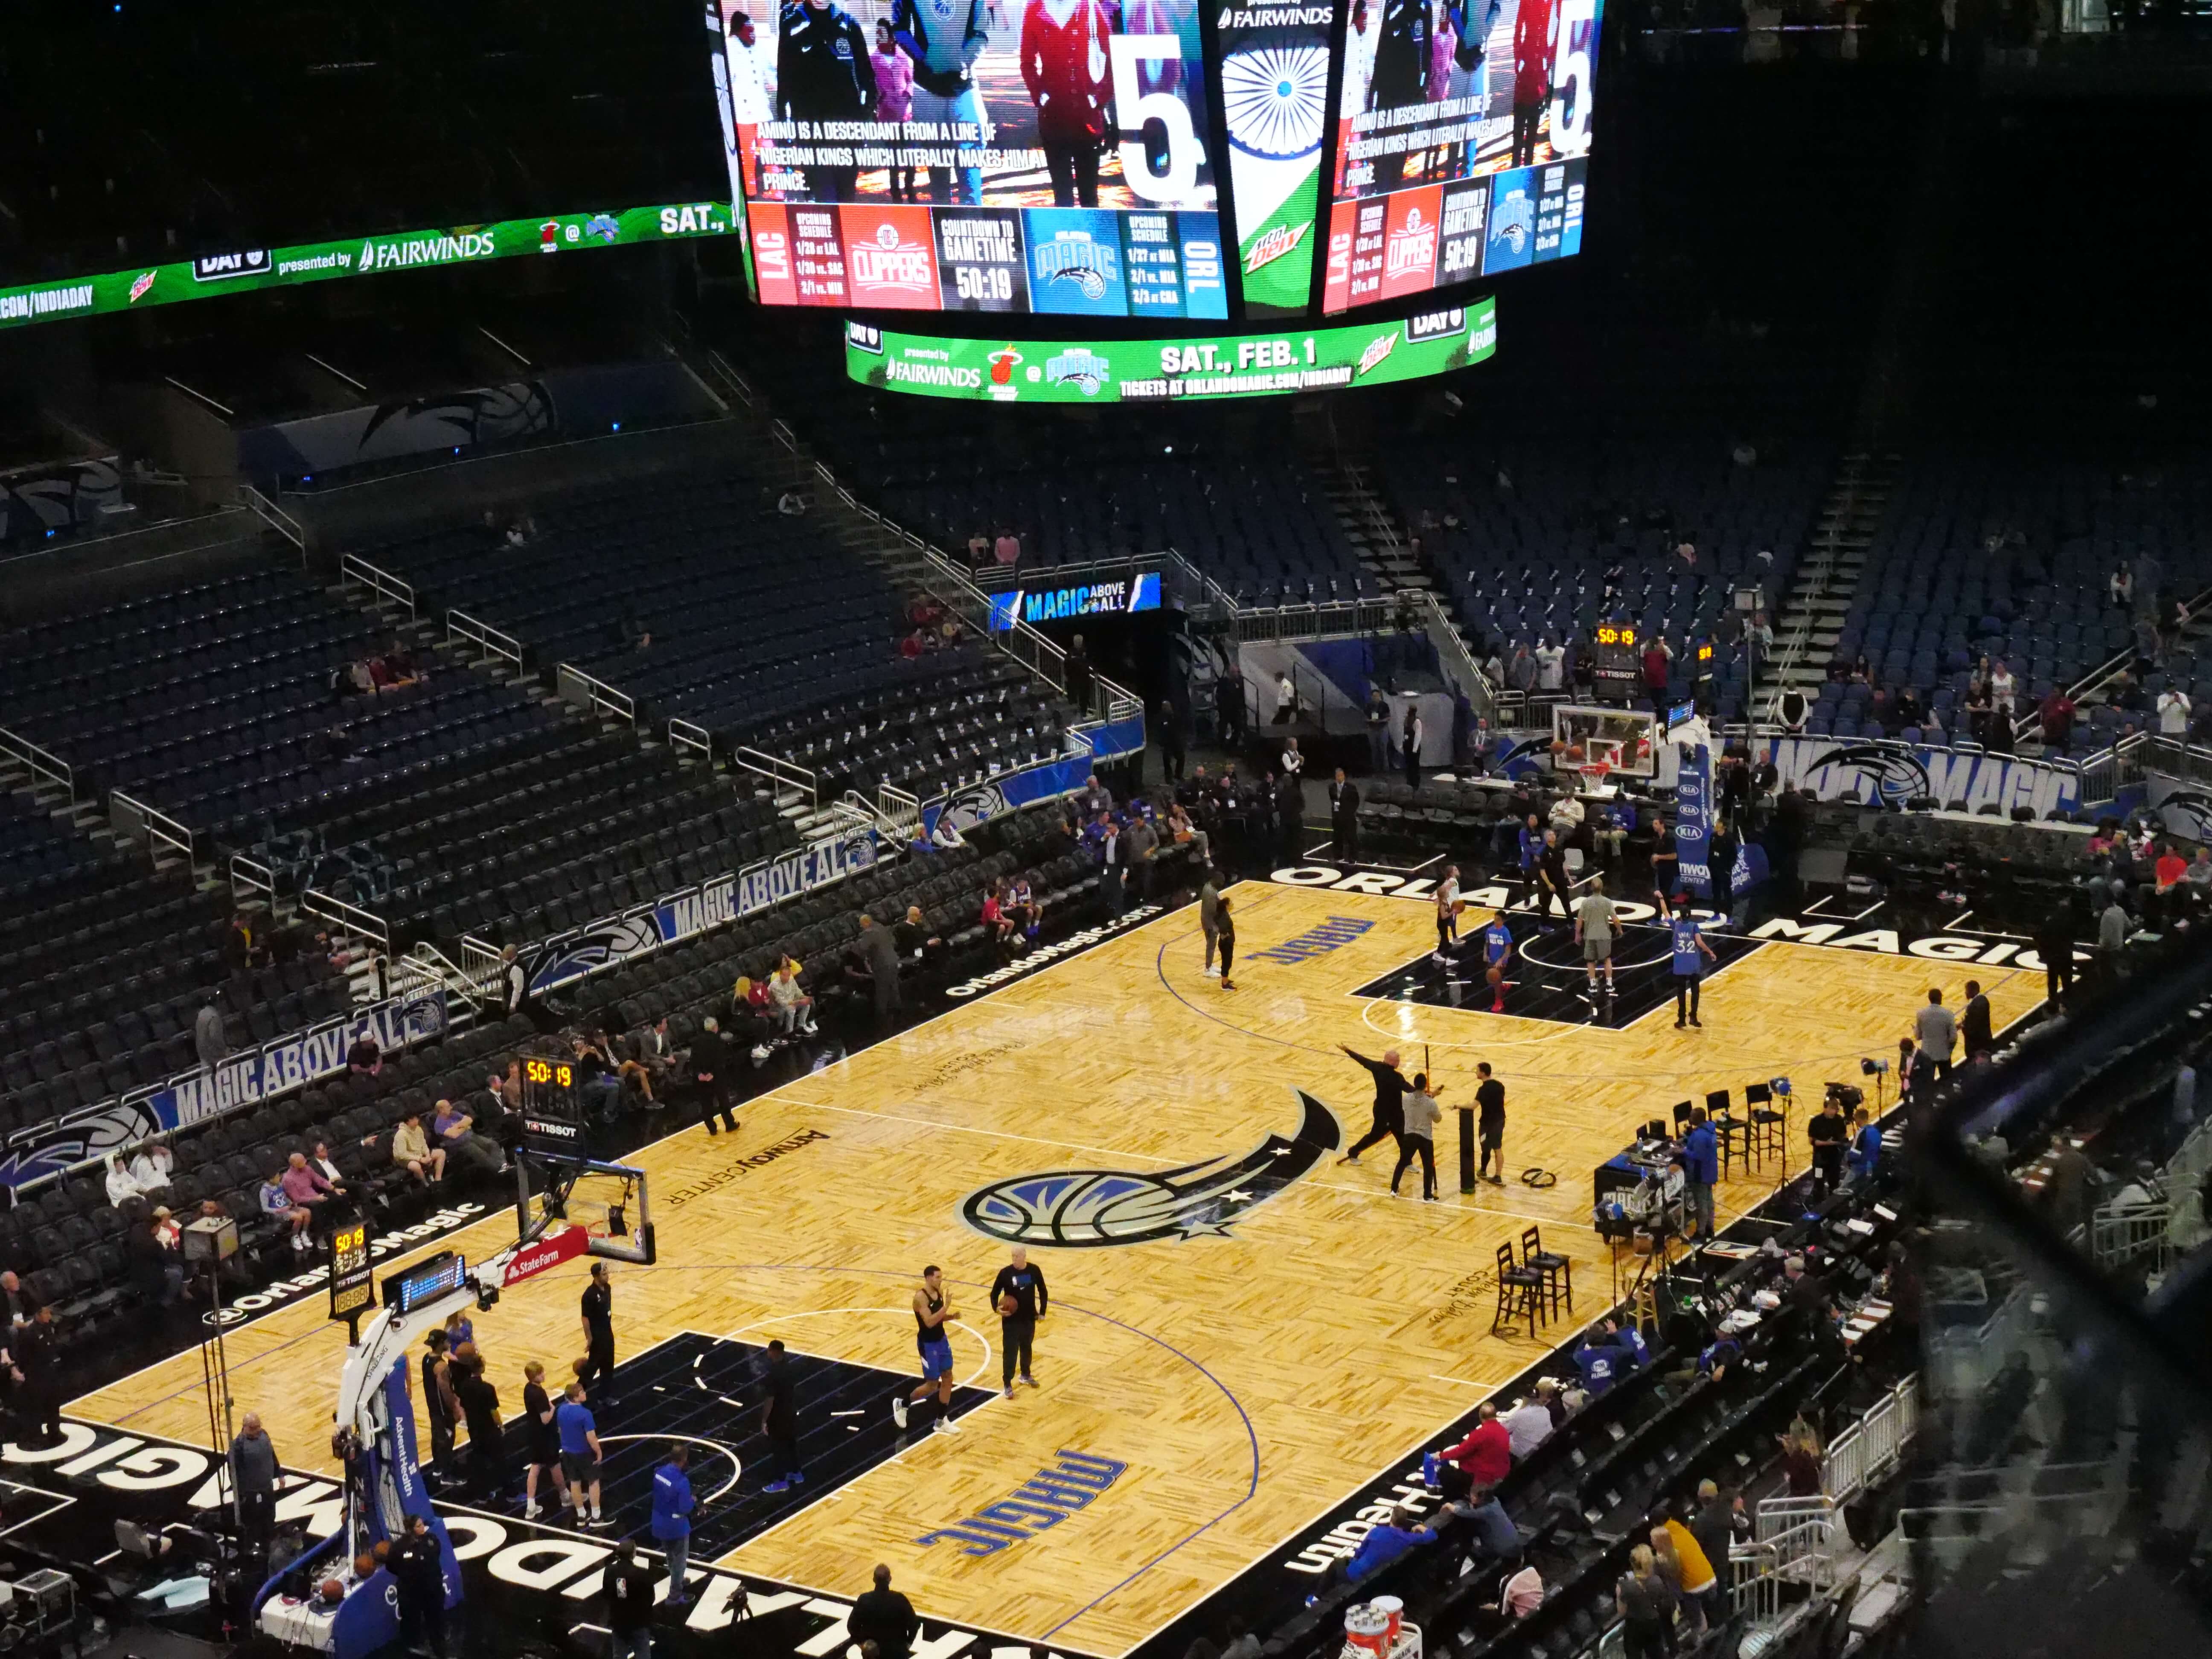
top-left (1577, 761), bottom-right (1613, 795)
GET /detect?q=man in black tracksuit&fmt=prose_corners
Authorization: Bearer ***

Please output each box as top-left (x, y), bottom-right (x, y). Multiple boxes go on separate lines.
top-left (1337, 1045), bottom-right (1409, 1165)
top-left (777, 0), bottom-right (878, 201)
top-left (990, 1247), bottom-right (1049, 1395)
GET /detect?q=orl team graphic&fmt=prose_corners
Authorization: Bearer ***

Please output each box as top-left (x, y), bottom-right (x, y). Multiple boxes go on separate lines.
top-left (962, 1092), bottom-right (1340, 1245)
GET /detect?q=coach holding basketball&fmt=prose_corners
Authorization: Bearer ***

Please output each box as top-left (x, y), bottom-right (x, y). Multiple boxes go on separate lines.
top-left (990, 1247), bottom-right (1048, 1397)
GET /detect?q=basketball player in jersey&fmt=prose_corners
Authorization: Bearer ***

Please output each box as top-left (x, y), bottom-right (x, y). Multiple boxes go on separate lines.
top-left (1432, 865), bottom-right (1462, 961)
top-left (1480, 912), bottom-right (1513, 1013)
top-left (891, 1264), bottom-right (961, 1434)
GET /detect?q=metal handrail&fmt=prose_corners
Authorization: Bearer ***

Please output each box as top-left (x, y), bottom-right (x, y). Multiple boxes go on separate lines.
top-left (877, 783), bottom-right (921, 834)
top-left (447, 608), bottom-right (526, 672)
top-left (669, 716), bottom-right (714, 757)
top-left (109, 789), bottom-right (195, 860)
top-left (702, 349), bottom-right (757, 409)
top-left (2017, 580), bottom-right (2212, 740)
top-left (733, 745), bottom-right (818, 805)
top-left (1822, 1375), bottom-right (1918, 1506)
top-left (230, 852), bottom-right (277, 902)
top-left (300, 885), bottom-right (392, 948)
top-left (1415, 588), bottom-right (1499, 728)
top-left (340, 553), bottom-right (418, 620)
top-left (0, 724), bottom-right (76, 804)
top-left (239, 482), bottom-right (306, 551)
top-left (556, 662), bottom-right (637, 725)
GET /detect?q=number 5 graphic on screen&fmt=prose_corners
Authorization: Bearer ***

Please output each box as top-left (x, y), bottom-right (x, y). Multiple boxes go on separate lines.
top-left (1550, 0), bottom-right (1597, 156)
top-left (1110, 35), bottom-right (1200, 203)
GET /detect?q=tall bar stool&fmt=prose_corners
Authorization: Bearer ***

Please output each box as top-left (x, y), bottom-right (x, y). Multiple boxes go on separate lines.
top-left (1708, 1086), bottom-right (1753, 1178)
top-left (1492, 1240), bottom-right (1543, 1339)
top-left (1522, 1224), bottom-right (1573, 1321)
top-left (1746, 1080), bottom-right (1790, 1163)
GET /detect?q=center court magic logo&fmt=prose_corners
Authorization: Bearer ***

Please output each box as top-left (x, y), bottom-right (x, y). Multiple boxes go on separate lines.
top-left (961, 1092), bottom-right (1340, 1246)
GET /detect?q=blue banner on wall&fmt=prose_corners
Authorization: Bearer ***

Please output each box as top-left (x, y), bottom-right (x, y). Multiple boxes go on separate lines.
top-left (0, 989), bottom-right (448, 1192)
top-left (521, 830), bottom-right (879, 996)
top-left (918, 716), bottom-right (1147, 841)
top-left (1757, 735), bottom-right (2081, 817)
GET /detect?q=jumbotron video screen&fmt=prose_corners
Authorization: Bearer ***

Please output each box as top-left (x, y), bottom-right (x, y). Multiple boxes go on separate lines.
top-left (708, 0), bottom-right (1600, 319)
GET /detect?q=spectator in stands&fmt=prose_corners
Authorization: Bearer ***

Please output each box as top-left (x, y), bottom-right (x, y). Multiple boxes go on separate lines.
top-left (574, 1034), bottom-right (623, 1119)
top-left (1615, 1545), bottom-right (1675, 1659)
top-left (1346, 1504), bottom-right (1435, 1581)
top-left (929, 815), bottom-right (966, 851)
top-left (2110, 562), bottom-right (2133, 610)
top-left (281, 1151), bottom-right (336, 1231)
top-left (1438, 1403), bottom-right (1510, 1498)
top-left (2039, 685), bottom-right (2077, 750)
top-left (1497, 1560), bottom-right (1544, 1623)
top-left (966, 530), bottom-right (991, 568)
top-left (348, 1031), bottom-right (383, 1076)
top-left (1506, 646), bottom-right (1537, 699)
top-left (1573, 1322), bottom-right (1628, 1395)
top-left (1217, 673), bottom-right (1246, 751)
top-left (994, 527), bottom-right (1022, 567)
top-left (625, 1018), bottom-right (679, 1103)
top-left (1065, 634), bottom-right (1094, 713)
top-left (1365, 686), bottom-right (1391, 771)
top-left (260, 1167), bottom-right (314, 1251)
top-left (127, 1210), bottom-right (183, 1307)
top-left (1502, 1381), bottom-right (1557, 1457)
top-left (434, 1099), bottom-right (504, 1179)
top-left (1534, 637), bottom-right (1565, 692)
top-left (768, 960), bottom-right (818, 1034)
top-left (224, 911), bottom-right (263, 972)
top-left (393, 1110), bottom-right (446, 1184)
top-left (850, 1565), bottom-right (919, 1659)
top-left (309, 1141), bottom-right (350, 1202)
top-left (105, 1153), bottom-right (144, 1208)
top-left (2160, 686), bottom-right (2192, 737)
top-left (1778, 1426), bottom-right (1824, 1496)
top-left (2098, 890), bottom-right (2132, 981)
top-left (1641, 635), bottom-right (1673, 708)
top-left (195, 991), bottom-right (228, 1071)
top-left (1657, 1513), bottom-right (1717, 1635)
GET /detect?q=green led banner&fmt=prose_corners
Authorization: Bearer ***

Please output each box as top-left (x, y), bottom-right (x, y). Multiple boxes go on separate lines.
top-left (0, 202), bottom-right (736, 333)
top-left (844, 296), bottom-right (1493, 404)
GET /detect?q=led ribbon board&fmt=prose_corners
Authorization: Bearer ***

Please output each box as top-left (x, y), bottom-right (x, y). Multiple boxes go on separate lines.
top-left (844, 295), bottom-right (1493, 402)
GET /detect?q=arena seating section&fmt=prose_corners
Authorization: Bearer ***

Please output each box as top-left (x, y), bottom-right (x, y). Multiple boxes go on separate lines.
top-left (1375, 436), bottom-right (1828, 712)
top-left (350, 468), bottom-right (1070, 799)
top-left (1815, 455), bottom-right (2212, 752)
top-left (0, 799), bottom-right (1169, 1354)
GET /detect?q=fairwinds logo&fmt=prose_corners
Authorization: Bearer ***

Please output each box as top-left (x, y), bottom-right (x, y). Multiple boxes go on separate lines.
top-left (961, 1092), bottom-right (1340, 1245)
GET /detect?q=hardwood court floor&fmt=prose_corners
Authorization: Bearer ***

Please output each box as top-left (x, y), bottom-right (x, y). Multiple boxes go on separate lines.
top-left (70, 884), bottom-right (2032, 1655)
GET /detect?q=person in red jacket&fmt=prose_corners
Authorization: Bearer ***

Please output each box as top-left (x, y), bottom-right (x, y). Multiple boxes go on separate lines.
top-left (1437, 1401), bottom-right (1512, 1500)
top-left (1510, 0), bottom-right (1557, 167)
top-left (1019, 0), bottom-right (1113, 206)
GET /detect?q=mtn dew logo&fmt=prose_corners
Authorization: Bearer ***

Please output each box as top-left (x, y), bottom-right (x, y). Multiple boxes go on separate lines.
top-left (356, 231), bottom-right (499, 274)
top-left (1355, 330), bottom-right (1399, 378)
top-left (1243, 222), bottom-right (1310, 276)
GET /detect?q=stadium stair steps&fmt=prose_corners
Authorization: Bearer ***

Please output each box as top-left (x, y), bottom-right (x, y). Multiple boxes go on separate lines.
top-left (1323, 460), bottom-right (1432, 594)
top-left (1758, 451), bottom-right (1898, 708)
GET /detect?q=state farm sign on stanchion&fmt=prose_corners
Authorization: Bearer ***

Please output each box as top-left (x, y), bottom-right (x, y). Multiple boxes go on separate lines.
top-left (503, 1224), bottom-right (590, 1287)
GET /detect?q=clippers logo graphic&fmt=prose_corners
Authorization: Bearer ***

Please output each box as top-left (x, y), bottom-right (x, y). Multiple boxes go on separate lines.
top-left (1045, 348), bottom-right (1111, 394)
top-left (849, 222), bottom-right (935, 292)
top-left (961, 1092), bottom-right (1341, 1245)
top-left (1034, 234), bottom-right (1116, 300)
top-left (584, 214), bottom-right (622, 244)
top-left (1489, 186), bottom-right (1536, 256)
top-left (1385, 205), bottom-right (1436, 278)
top-left (1242, 221), bottom-right (1310, 275)
top-left (1355, 330), bottom-right (1399, 378)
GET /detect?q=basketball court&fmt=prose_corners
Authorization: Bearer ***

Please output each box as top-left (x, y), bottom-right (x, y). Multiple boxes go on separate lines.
top-left (66, 878), bottom-right (2034, 1657)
